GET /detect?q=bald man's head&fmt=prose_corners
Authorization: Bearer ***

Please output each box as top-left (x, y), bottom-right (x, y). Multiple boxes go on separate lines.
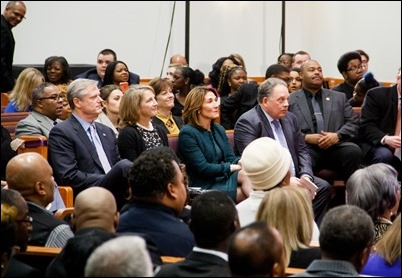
top-left (6, 152), bottom-right (54, 207)
top-left (73, 187), bottom-right (118, 232)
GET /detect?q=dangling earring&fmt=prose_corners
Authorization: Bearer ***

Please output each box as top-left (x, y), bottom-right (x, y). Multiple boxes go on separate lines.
top-left (228, 83), bottom-right (232, 87)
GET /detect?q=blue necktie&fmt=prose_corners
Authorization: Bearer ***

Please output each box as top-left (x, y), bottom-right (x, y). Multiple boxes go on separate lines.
top-left (88, 124), bottom-right (111, 173)
top-left (272, 120), bottom-right (296, 177)
top-left (312, 95), bottom-right (324, 133)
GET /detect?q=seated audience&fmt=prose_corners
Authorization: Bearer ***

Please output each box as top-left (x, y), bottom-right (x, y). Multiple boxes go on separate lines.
top-left (361, 214), bottom-right (401, 277)
top-left (292, 205), bottom-right (374, 277)
top-left (15, 82), bottom-right (64, 138)
top-left (346, 163), bottom-right (400, 244)
top-left (101, 60), bottom-right (131, 90)
top-left (43, 56), bottom-right (73, 86)
top-left (116, 147), bottom-right (195, 257)
top-left (228, 221), bottom-right (286, 277)
top-left (349, 72), bottom-right (379, 107)
top-left (85, 235), bottom-right (154, 277)
top-left (257, 186), bottom-right (321, 268)
top-left (169, 54), bottom-right (188, 67)
top-left (1, 203), bottom-right (18, 277)
top-left (47, 78), bottom-right (133, 210)
top-left (178, 86), bottom-right (252, 203)
top-left (149, 77), bottom-right (184, 135)
top-left (288, 67), bottom-right (302, 93)
top-left (75, 48), bottom-right (140, 87)
top-left (207, 56), bottom-right (242, 93)
top-left (4, 67), bottom-right (44, 113)
top-left (291, 50), bottom-right (311, 68)
top-left (278, 52), bottom-right (294, 68)
top-left (118, 85), bottom-right (168, 161)
top-left (155, 191), bottom-right (238, 277)
top-left (96, 84), bottom-right (123, 137)
top-left (2, 188), bottom-right (42, 277)
top-left (6, 153), bottom-right (74, 247)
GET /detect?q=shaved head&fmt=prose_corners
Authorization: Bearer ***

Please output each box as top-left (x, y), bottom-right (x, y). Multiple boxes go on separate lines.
top-left (73, 187), bottom-right (118, 232)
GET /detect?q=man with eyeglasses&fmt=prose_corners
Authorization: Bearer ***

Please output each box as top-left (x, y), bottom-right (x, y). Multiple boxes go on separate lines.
top-left (1, 1), bottom-right (27, 93)
top-left (332, 51), bottom-right (364, 102)
top-left (15, 82), bottom-right (64, 138)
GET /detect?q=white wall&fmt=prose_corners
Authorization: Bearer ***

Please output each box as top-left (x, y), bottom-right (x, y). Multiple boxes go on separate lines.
top-left (2, 1), bottom-right (400, 81)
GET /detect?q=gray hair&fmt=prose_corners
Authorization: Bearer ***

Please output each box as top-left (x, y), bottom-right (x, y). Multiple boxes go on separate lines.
top-left (258, 77), bottom-right (287, 104)
top-left (67, 79), bottom-right (98, 109)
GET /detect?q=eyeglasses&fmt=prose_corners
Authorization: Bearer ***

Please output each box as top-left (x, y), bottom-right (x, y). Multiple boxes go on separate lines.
top-left (347, 64), bottom-right (364, 73)
top-left (38, 94), bottom-right (64, 101)
top-left (16, 216), bottom-right (33, 224)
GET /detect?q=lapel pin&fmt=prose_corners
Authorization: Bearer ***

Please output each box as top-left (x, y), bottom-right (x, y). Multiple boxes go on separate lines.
top-left (326, 97), bottom-right (330, 101)
top-left (103, 133), bottom-right (106, 136)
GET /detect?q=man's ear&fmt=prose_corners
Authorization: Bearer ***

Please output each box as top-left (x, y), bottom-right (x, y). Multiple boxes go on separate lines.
top-left (166, 182), bottom-right (177, 199)
top-left (34, 181), bottom-right (46, 197)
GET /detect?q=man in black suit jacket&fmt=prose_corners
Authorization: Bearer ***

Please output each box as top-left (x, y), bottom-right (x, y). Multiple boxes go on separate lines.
top-left (288, 60), bottom-right (363, 181)
top-left (48, 79), bottom-right (132, 210)
top-left (234, 77), bottom-right (330, 225)
top-left (360, 69), bottom-right (401, 173)
top-left (1, 1), bottom-right (26, 93)
top-left (155, 191), bottom-right (237, 277)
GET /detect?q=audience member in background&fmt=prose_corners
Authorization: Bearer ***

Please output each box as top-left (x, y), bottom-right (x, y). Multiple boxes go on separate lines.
top-left (218, 65), bottom-right (248, 111)
top-left (332, 51), bottom-right (364, 101)
top-left (149, 77), bottom-right (183, 135)
top-left (349, 72), bottom-right (379, 107)
top-left (1, 203), bottom-right (18, 276)
top-left (117, 147), bottom-right (194, 257)
top-left (289, 60), bottom-right (363, 181)
top-left (46, 187), bottom-right (119, 277)
top-left (85, 235), bottom-right (154, 277)
top-left (257, 186), bottom-right (321, 269)
top-left (1, 125), bottom-right (16, 184)
top-left (278, 52), bottom-right (294, 68)
top-left (96, 84), bottom-right (123, 137)
top-left (229, 53), bottom-right (247, 70)
top-left (47, 78), bottom-right (133, 210)
top-left (359, 68), bottom-right (401, 172)
top-left (228, 221), bottom-right (286, 277)
top-left (207, 56), bottom-right (242, 94)
top-left (166, 63), bottom-right (181, 83)
top-left (1, 1), bottom-right (27, 93)
top-left (15, 82), bottom-right (63, 138)
top-left (292, 205), bottom-right (374, 277)
top-left (288, 67), bottom-right (302, 93)
top-left (59, 92), bottom-right (71, 120)
top-left (220, 63), bottom-right (290, 130)
top-left (291, 50), bottom-right (311, 68)
top-left (6, 152), bottom-right (74, 247)
top-left (346, 163), bottom-right (400, 244)
top-left (155, 191), bottom-right (238, 277)
top-left (178, 86), bottom-right (252, 203)
top-left (355, 49), bottom-right (370, 75)
top-left (171, 66), bottom-right (205, 117)
top-left (361, 214), bottom-right (401, 277)
top-left (169, 54), bottom-right (188, 67)
top-left (235, 78), bottom-right (331, 226)
top-left (2, 188), bottom-right (42, 277)
top-left (101, 60), bottom-right (131, 91)
top-left (4, 67), bottom-right (44, 113)
top-left (118, 85), bottom-right (168, 161)
top-left (75, 48), bottom-right (140, 87)
top-left (44, 56), bottom-right (73, 86)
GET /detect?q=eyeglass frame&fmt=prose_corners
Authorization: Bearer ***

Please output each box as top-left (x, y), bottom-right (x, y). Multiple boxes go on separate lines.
top-left (347, 64), bottom-right (364, 73)
top-left (38, 94), bottom-right (64, 101)
top-left (16, 216), bottom-right (33, 224)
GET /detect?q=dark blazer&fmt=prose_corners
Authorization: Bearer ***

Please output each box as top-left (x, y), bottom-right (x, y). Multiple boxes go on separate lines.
top-left (220, 83), bottom-right (259, 129)
top-left (75, 68), bottom-right (140, 87)
top-left (48, 115), bottom-right (120, 193)
top-left (360, 84), bottom-right (399, 156)
top-left (1, 15), bottom-right (15, 92)
top-left (152, 115), bottom-right (184, 134)
top-left (155, 251), bottom-right (230, 277)
top-left (289, 88), bottom-right (359, 140)
top-left (234, 105), bottom-right (313, 178)
top-left (3, 258), bottom-right (42, 277)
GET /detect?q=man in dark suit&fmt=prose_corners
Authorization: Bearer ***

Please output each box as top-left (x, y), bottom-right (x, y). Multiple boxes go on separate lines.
top-left (48, 79), bottom-right (132, 210)
top-left (155, 190), bottom-right (237, 277)
top-left (360, 68), bottom-right (401, 173)
top-left (234, 77), bottom-right (330, 225)
top-left (288, 60), bottom-right (363, 181)
top-left (75, 48), bottom-right (140, 88)
top-left (1, 1), bottom-right (26, 93)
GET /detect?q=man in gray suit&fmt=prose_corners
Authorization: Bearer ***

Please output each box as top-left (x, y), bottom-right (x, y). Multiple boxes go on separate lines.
top-left (234, 77), bottom-right (330, 225)
top-left (15, 82), bottom-right (64, 138)
top-left (288, 60), bottom-right (363, 180)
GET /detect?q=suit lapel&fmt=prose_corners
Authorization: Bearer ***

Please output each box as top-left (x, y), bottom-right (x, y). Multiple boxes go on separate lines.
top-left (296, 91), bottom-right (315, 132)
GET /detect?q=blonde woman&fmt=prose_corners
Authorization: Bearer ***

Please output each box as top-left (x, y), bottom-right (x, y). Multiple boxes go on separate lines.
top-left (178, 86), bottom-right (252, 203)
top-left (118, 85), bottom-right (168, 161)
top-left (256, 186), bottom-right (321, 269)
top-left (4, 68), bottom-right (44, 112)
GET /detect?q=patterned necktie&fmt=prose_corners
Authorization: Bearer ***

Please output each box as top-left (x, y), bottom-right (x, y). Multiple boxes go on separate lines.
top-left (272, 120), bottom-right (296, 177)
top-left (88, 124), bottom-right (111, 173)
top-left (312, 95), bottom-right (325, 133)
